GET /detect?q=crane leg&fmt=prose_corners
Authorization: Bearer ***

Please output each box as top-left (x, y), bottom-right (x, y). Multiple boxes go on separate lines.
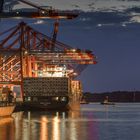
top-left (51, 20), bottom-right (59, 51)
top-left (0, 0), bottom-right (4, 13)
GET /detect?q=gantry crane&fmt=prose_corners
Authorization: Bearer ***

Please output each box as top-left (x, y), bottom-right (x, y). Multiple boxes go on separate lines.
top-left (0, 0), bottom-right (78, 54)
top-left (0, 0), bottom-right (97, 96)
top-left (0, 22), bottom-right (97, 95)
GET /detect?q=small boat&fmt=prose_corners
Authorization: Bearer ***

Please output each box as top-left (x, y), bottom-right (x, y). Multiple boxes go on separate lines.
top-left (100, 102), bottom-right (115, 105)
top-left (80, 100), bottom-right (89, 104)
top-left (100, 96), bottom-right (115, 105)
top-left (0, 103), bottom-right (15, 117)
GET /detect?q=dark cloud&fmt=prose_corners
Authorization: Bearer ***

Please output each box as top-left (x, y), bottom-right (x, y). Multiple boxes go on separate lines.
top-left (59, 11), bottom-right (130, 28)
top-left (125, 6), bottom-right (140, 13)
top-left (118, 0), bottom-right (140, 1)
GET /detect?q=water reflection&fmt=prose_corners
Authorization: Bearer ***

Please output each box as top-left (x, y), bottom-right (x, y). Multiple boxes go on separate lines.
top-left (39, 111), bottom-right (80, 140)
top-left (40, 116), bottom-right (48, 140)
top-left (0, 109), bottom-right (98, 140)
top-left (13, 112), bottom-right (24, 140)
top-left (0, 104), bottom-right (139, 140)
top-left (0, 117), bottom-right (14, 140)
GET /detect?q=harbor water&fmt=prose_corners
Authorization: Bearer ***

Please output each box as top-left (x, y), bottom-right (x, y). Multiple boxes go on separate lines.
top-left (0, 103), bottom-right (140, 140)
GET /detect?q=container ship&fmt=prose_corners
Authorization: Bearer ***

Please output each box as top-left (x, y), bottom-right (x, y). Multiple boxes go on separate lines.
top-left (23, 71), bottom-right (82, 110)
top-left (0, 0), bottom-right (97, 110)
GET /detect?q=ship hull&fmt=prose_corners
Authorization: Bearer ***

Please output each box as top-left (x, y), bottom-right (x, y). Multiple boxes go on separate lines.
top-left (21, 96), bottom-right (80, 111)
top-left (22, 77), bottom-right (82, 111)
top-left (0, 105), bottom-right (15, 117)
top-left (22, 96), bottom-right (70, 110)
top-left (22, 101), bottom-right (69, 110)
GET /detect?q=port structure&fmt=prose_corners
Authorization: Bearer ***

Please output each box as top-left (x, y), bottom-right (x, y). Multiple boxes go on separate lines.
top-left (0, 0), bottom-right (97, 97)
top-left (0, 22), bottom-right (97, 95)
top-left (0, 0), bottom-right (78, 19)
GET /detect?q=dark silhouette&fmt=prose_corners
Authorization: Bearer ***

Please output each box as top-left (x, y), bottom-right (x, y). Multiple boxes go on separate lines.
top-left (0, 0), bottom-right (4, 13)
top-left (83, 91), bottom-right (140, 102)
top-left (7, 91), bottom-right (14, 104)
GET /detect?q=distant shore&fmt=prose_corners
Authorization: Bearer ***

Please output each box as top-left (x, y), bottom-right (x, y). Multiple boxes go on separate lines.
top-left (83, 91), bottom-right (140, 103)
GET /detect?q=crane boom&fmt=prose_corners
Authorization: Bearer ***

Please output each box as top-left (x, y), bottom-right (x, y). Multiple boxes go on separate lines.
top-left (19, 0), bottom-right (50, 12)
top-left (0, 0), bottom-right (78, 19)
top-left (19, 0), bottom-right (78, 19)
top-left (51, 20), bottom-right (59, 51)
top-left (0, 0), bottom-right (4, 13)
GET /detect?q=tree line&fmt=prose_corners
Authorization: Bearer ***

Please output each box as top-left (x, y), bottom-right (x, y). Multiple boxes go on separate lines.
top-left (83, 91), bottom-right (140, 102)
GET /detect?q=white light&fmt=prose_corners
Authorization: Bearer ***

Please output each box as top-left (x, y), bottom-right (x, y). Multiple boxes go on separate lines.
top-left (28, 97), bottom-right (31, 101)
top-left (39, 73), bottom-right (43, 77)
top-left (34, 20), bottom-right (44, 24)
top-left (72, 49), bottom-right (76, 52)
top-left (122, 23), bottom-right (126, 27)
top-left (41, 11), bottom-right (45, 14)
top-left (73, 73), bottom-right (77, 76)
top-left (97, 24), bottom-right (102, 27)
top-left (24, 51), bottom-right (28, 55)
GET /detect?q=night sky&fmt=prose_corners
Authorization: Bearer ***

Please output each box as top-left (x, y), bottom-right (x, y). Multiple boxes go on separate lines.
top-left (1, 0), bottom-right (140, 92)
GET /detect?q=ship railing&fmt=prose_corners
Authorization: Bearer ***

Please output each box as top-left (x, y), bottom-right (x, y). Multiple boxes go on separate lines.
top-left (0, 101), bottom-right (15, 107)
